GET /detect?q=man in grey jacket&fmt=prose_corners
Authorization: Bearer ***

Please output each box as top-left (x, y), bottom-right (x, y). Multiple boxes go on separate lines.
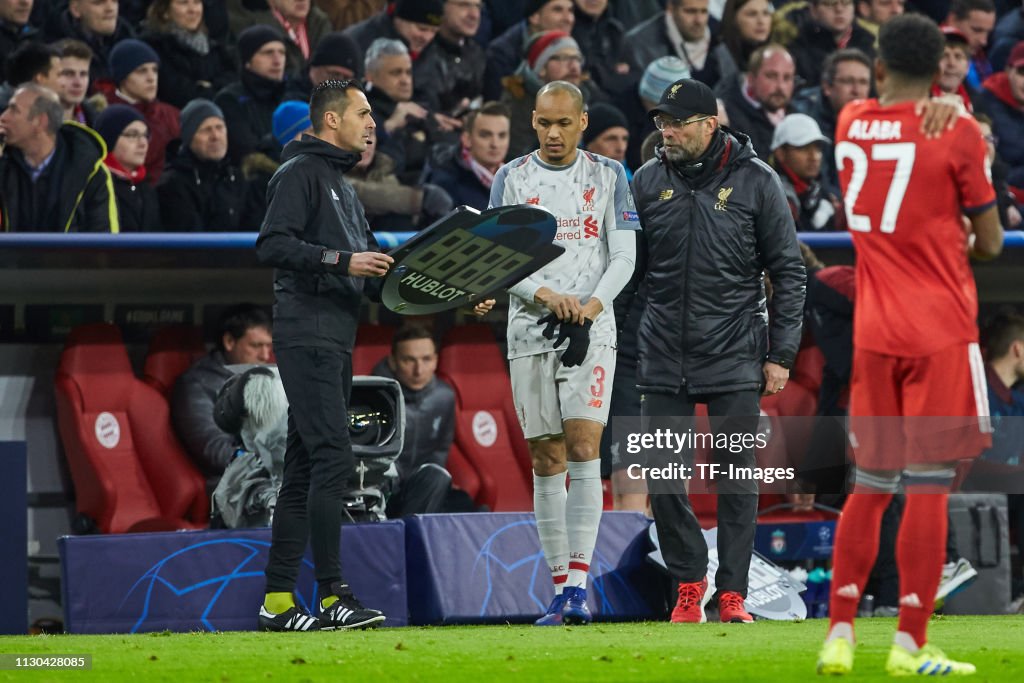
top-left (171, 304), bottom-right (273, 494)
top-left (630, 77), bottom-right (805, 625)
top-left (372, 325), bottom-right (460, 517)
top-left (254, 79), bottom-right (392, 633)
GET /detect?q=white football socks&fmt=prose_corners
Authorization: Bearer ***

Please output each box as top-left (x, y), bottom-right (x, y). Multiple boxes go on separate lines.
top-left (565, 459), bottom-right (603, 589)
top-left (533, 470), bottom-right (569, 594)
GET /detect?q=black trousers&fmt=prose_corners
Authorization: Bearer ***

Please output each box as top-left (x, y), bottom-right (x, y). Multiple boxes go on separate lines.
top-left (643, 388), bottom-right (761, 595)
top-left (386, 463), bottom-right (452, 518)
top-left (264, 346), bottom-right (355, 593)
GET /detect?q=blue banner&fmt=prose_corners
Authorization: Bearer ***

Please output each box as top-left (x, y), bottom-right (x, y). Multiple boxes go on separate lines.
top-left (405, 511), bottom-right (663, 624)
top-left (60, 522), bottom-right (406, 633)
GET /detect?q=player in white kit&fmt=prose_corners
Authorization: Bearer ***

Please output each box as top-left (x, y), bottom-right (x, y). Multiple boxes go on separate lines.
top-left (489, 81), bottom-right (639, 625)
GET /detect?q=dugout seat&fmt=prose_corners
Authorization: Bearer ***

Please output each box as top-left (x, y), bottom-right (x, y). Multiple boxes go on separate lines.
top-left (353, 324), bottom-right (396, 375)
top-left (54, 323), bottom-right (209, 534)
top-left (446, 442), bottom-right (482, 503)
top-left (142, 325), bottom-right (206, 396)
top-left (438, 324), bottom-right (533, 511)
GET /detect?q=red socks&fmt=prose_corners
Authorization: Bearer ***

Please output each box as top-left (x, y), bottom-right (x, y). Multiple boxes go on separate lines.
top-left (896, 492), bottom-right (948, 648)
top-left (828, 491), bottom-right (894, 632)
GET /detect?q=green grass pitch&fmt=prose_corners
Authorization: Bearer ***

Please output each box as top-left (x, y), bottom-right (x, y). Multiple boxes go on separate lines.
top-left (0, 616), bottom-right (1020, 682)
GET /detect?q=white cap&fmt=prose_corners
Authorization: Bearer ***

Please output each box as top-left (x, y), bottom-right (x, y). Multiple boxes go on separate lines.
top-left (770, 113), bottom-right (831, 151)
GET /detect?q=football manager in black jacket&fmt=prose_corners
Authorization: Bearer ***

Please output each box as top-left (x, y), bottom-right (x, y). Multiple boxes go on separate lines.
top-left (254, 79), bottom-right (393, 633)
top-left (630, 78), bottom-right (805, 624)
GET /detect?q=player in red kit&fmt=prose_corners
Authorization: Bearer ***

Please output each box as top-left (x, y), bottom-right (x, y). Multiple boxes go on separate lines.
top-left (816, 14), bottom-right (1004, 677)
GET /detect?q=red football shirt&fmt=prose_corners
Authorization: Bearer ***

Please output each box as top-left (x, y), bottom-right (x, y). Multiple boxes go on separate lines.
top-left (835, 99), bottom-right (996, 357)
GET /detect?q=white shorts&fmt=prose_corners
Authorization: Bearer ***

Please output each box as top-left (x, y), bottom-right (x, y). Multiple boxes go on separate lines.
top-left (509, 345), bottom-right (616, 440)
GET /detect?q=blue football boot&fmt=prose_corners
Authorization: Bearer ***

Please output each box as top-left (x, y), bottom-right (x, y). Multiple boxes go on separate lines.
top-left (561, 586), bottom-right (592, 625)
top-left (534, 593), bottom-right (568, 626)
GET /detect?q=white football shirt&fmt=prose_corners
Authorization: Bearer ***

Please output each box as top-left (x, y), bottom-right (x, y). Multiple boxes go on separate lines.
top-left (490, 150), bottom-right (640, 359)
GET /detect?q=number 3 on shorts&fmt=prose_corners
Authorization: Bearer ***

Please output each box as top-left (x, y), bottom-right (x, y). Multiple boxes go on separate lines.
top-left (591, 366), bottom-right (605, 398)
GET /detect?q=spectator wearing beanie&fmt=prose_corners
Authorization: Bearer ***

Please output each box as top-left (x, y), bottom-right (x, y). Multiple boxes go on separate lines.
top-left (241, 100), bottom-right (313, 224)
top-left (501, 29), bottom-right (605, 159)
top-left (94, 104), bottom-right (160, 232)
top-left (483, 0), bottom-right (575, 101)
top-left (42, 0), bottom-right (136, 94)
top-left (107, 38), bottom-right (181, 184)
top-left (157, 98), bottom-right (261, 231)
top-left (623, 55), bottom-right (690, 170)
top-left (226, 0), bottom-right (331, 77)
top-left (214, 25), bottom-right (288, 165)
top-left (283, 30), bottom-right (362, 101)
top-left (138, 0), bottom-right (238, 109)
top-left (583, 102), bottom-right (632, 179)
top-left (343, 0), bottom-right (448, 111)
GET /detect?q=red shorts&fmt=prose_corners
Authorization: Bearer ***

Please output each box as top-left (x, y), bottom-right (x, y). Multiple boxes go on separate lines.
top-left (849, 343), bottom-right (992, 470)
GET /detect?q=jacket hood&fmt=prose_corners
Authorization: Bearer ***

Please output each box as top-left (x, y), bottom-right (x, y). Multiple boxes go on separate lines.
top-left (982, 71), bottom-right (1023, 110)
top-left (58, 121), bottom-right (108, 174)
top-left (281, 134), bottom-right (361, 171)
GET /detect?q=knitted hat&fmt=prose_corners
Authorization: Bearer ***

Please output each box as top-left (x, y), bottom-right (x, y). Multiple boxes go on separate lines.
top-left (394, 0), bottom-right (444, 26)
top-left (310, 31), bottom-right (363, 78)
top-left (180, 98), bottom-right (224, 147)
top-left (109, 39), bottom-right (160, 85)
top-left (639, 56), bottom-right (691, 104)
top-left (94, 104), bottom-right (146, 151)
top-left (237, 24), bottom-right (285, 66)
top-left (273, 100), bottom-right (311, 146)
top-left (582, 103), bottom-right (629, 146)
top-left (1007, 40), bottom-right (1024, 68)
top-left (525, 31), bottom-right (580, 75)
top-left (524, 0), bottom-right (556, 18)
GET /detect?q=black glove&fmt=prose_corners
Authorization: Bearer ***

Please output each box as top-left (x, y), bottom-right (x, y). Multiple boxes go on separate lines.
top-left (537, 312), bottom-right (560, 340)
top-left (420, 183), bottom-right (453, 219)
top-left (537, 313), bottom-right (592, 367)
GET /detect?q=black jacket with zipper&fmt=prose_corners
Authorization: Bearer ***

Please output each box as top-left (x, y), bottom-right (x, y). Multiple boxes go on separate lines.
top-left (630, 127), bottom-right (805, 395)
top-left (255, 135), bottom-right (380, 351)
top-left (1, 122), bottom-right (118, 232)
top-left (155, 148), bottom-right (253, 230)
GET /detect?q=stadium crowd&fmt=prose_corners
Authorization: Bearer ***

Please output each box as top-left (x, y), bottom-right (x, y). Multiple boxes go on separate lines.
top-left (1, 0), bottom-right (1022, 233)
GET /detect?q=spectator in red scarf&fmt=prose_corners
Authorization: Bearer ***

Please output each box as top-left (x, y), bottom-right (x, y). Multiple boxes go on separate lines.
top-left (94, 104), bottom-right (160, 231)
top-left (422, 100), bottom-right (510, 210)
top-left (106, 38), bottom-right (181, 183)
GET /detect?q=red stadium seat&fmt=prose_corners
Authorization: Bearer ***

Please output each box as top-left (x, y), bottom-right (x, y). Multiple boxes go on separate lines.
top-left (353, 324), bottom-right (395, 375)
top-left (54, 323), bottom-right (209, 534)
top-left (142, 325), bottom-right (206, 396)
top-left (438, 324), bottom-right (533, 512)
top-left (446, 442), bottom-right (482, 503)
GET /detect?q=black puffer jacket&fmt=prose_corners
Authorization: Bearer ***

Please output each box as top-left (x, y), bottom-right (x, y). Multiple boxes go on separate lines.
top-left (255, 135), bottom-right (381, 351)
top-left (155, 148), bottom-right (256, 231)
top-left (630, 128), bottom-right (805, 394)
